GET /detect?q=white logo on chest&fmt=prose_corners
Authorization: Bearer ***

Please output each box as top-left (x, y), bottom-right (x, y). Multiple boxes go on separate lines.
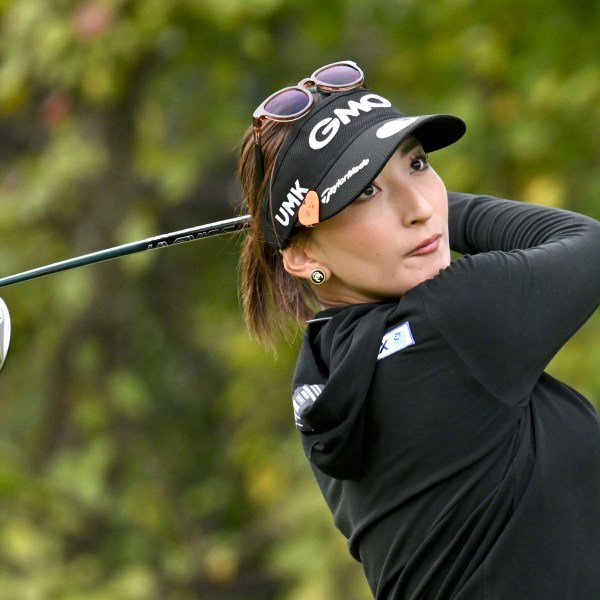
top-left (378, 322), bottom-right (415, 361)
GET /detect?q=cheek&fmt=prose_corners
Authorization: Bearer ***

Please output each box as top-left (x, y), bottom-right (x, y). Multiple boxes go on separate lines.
top-left (329, 230), bottom-right (399, 277)
top-left (311, 228), bottom-right (382, 279)
top-left (311, 212), bottom-right (366, 257)
top-left (430, 171), bottom-right (449, 214)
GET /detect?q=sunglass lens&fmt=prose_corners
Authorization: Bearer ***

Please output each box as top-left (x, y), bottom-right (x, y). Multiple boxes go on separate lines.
top-left (263, 88), bottom-right (311, 117)
top-left (315, 63), bottom-right (362, 86)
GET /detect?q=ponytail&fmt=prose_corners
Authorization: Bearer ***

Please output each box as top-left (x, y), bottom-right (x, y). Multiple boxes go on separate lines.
top-left (237, 120), bottom-right (318, 346)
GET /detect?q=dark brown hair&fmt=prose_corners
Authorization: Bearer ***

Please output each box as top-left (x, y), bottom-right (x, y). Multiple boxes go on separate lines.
top-left (237, 120), bottom-right (319, 346)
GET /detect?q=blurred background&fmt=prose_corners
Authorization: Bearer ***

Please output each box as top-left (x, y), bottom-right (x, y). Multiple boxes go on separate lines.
top-left (0, 1), bottom-right (599, 598)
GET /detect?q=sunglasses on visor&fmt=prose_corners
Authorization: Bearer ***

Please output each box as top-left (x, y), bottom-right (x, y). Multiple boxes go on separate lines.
top-left (252, 61), bottom-right (365, 190)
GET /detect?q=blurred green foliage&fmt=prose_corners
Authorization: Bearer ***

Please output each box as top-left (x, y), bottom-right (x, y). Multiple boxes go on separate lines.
top-left (0, 0), bottom-right (599, 598)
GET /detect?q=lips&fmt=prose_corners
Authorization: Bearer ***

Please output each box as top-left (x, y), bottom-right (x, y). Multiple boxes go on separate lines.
top-left (408, 234), bottom-right (442, 256)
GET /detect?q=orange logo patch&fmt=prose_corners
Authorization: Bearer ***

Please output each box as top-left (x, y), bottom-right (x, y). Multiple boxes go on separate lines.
top-left (298, 190), bottom-right (320, 227)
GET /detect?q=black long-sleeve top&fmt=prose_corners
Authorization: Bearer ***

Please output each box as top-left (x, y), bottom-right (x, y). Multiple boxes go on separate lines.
top-left (292, 193), bottom-right (600, 599)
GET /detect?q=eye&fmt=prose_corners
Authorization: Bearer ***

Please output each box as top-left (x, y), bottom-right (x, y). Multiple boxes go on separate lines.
top-left (357, 183), bottom-right (380, 201)
top-left (410, 153), bottom-right (429, 173)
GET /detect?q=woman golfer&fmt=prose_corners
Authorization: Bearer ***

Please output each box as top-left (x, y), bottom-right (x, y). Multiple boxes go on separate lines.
top-left (237, 61), bottom-right (600, 599)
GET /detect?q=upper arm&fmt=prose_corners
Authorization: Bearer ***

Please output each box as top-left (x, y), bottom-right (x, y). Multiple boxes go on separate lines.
top-left (422, 196), bottom-right (600, 403)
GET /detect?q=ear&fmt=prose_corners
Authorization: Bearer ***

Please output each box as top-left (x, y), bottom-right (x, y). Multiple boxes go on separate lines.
top-left (281, 244), bottom-right (324, 281)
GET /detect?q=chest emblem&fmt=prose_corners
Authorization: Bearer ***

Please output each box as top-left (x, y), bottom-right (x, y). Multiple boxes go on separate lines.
top-left (378, 322), bottom-right (415, 361)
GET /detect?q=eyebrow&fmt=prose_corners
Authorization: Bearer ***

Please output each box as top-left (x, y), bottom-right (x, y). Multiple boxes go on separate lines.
top-left (399, 137), bottom-right (423, 157)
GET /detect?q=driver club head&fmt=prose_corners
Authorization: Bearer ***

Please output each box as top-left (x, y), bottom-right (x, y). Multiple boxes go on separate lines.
top-left (0, 297), bottom-right (11, 372)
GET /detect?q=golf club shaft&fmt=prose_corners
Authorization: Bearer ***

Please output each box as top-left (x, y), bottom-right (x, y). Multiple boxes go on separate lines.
top-left (0, 215), bottom-right (251, 289)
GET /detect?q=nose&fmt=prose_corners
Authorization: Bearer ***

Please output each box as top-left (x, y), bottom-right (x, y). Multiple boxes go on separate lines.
top-left (398, 183), bottom-right (435, 227)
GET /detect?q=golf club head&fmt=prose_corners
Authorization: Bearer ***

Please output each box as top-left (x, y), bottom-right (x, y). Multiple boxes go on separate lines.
top-left (0, 297), bottom-right (11, 372)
